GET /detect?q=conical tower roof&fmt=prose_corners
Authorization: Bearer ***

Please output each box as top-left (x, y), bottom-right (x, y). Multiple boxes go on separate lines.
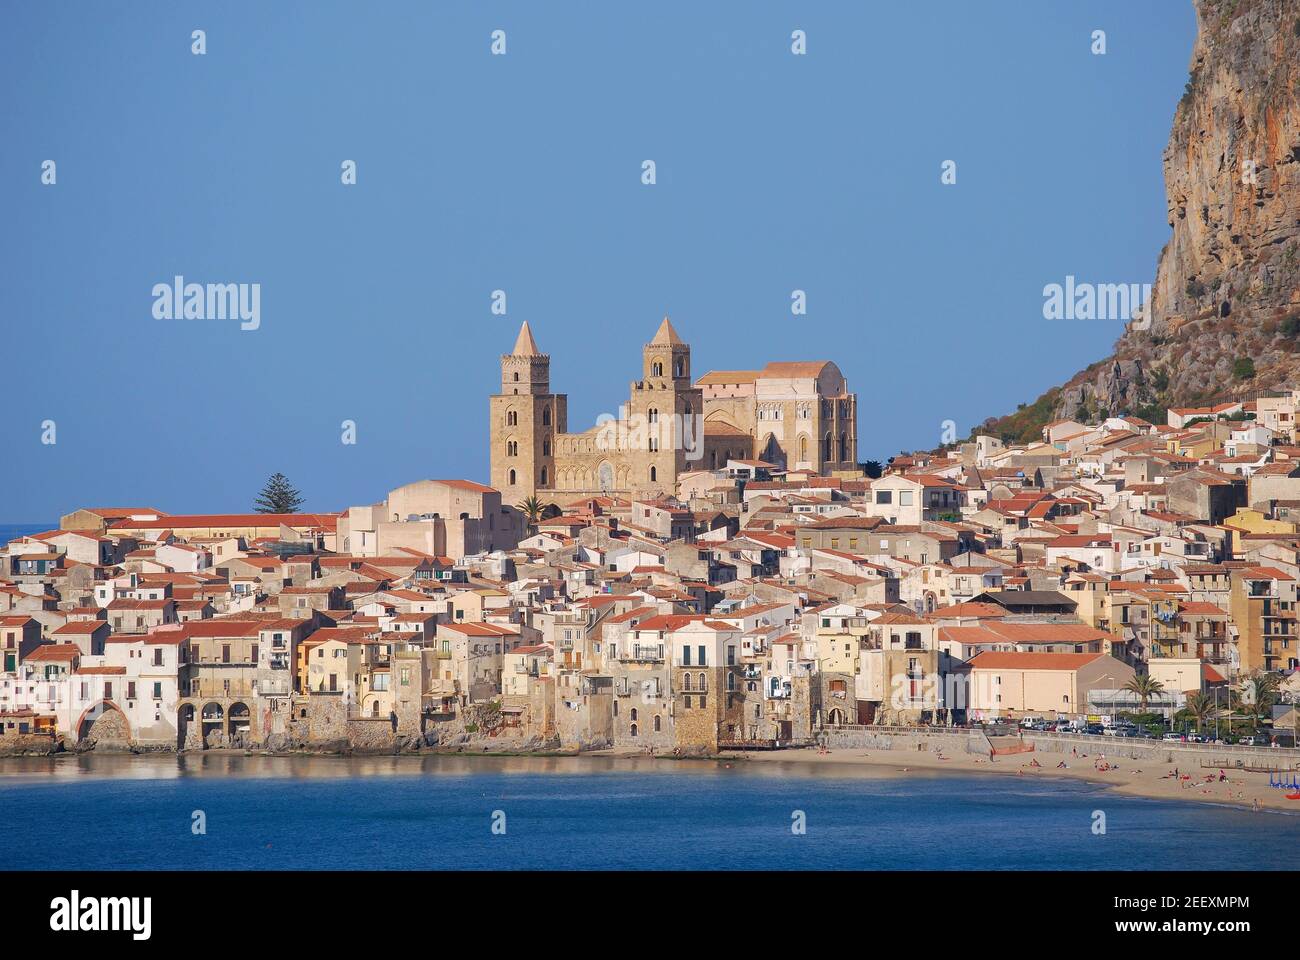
top-left (650, 315), bottom-right (684, 346)
top-left (511, 321), bottom-right (542, 356)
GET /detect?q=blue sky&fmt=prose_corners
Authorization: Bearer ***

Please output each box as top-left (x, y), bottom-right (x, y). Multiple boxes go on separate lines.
top-left (0, 1), bottom-right (1197, 521)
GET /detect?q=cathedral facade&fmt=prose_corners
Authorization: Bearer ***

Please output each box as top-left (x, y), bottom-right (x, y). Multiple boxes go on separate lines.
top-left (489, 317), bottom-right (858, 505)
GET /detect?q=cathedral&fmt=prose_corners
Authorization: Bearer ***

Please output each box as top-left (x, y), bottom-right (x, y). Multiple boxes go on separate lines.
top-left (489, 317), bottom-right (858, 504)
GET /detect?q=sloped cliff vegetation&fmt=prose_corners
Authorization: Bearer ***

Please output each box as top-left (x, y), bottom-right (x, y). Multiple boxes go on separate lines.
top-left (983, 0), bottom-right (1300, 443)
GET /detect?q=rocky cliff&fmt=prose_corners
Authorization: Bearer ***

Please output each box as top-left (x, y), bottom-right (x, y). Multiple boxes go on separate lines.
top-left (984, 0), bottom-right (1300, 441)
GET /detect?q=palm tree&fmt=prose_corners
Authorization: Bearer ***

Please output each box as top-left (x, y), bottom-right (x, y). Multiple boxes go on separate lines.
top-left (1123, 674), bottom-right (1165, 714)
top-left (516, 496), bottom-right (545, 537)
top-left (1183, 692), bottom-right (1216, 733)
top-left (1241, 671), bottom-right (1281, 728)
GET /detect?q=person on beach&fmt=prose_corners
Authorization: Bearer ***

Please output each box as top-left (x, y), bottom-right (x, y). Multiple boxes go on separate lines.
top-left (1057, 761), bottom-right (1068, 769)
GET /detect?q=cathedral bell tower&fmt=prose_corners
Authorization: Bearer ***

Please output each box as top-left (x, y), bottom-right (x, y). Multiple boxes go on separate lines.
top-left (490, 322), bottom-right (567, 503)
top-left (628, 316), bottom-right (702, 494)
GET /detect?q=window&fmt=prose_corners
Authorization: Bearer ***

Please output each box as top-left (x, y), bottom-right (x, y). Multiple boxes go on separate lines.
top-left (876, 490), bottom-right (892, 504)
top-left (697, 645), bottom-right (706, 666)
top-left (899, 490), bottom-right (913, 506)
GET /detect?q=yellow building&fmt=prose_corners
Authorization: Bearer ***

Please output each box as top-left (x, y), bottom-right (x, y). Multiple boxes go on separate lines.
top-left (1222, 508), bottom-right (1297, 535)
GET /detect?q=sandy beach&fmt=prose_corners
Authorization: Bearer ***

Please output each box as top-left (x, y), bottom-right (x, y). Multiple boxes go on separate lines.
top-left (742, 744), bottom-right (1300, 814)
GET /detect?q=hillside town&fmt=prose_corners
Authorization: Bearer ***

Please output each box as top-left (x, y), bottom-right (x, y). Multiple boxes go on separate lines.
top-left (2, 320), bottom-right (1299, 756)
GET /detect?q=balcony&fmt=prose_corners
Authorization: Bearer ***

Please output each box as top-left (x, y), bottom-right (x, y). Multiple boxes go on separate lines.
top-left (186, 681), bottom-right (255, 699)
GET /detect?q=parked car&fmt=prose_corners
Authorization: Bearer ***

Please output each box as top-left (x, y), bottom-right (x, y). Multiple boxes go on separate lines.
top-left (1162, 732), bottom-right (1186, 742)
top-left (1238, 735), bottom-right (1269, 747)
top-left (1085, 724), bottom-right (1104, 736)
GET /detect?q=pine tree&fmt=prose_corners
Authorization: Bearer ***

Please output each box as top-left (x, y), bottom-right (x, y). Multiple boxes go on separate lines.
top-left (254, 473), bottom-right (304, 514)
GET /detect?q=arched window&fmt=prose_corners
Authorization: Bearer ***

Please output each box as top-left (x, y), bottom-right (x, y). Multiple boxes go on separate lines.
top-left (823, 432), bottom-right (832, 461)
top-left (697, 672), bottom-right (707, 691)
top-left (649, 466), bottom-right (657, 482)
top-left (648, 407), bottom-right (658, 424)
top-left (540, 467), bottom-right (548, 485)
top-left (727, 672), bottom-right (735, 691)
top-left (630, 708), bottom-right (638, 722)
top-left (542, 407), bottom-right (551, 426)
top-left (838, 432), bottom-right (847, 462)
top-left (630, 722), bottom-right (638, 737)
top-left (653, 715), bottom-right (661, 732)
top-left (506, 410), bottom-right (517, 426)
top-left (682, 673), bottom-right (692, 692)
top-left (513, 372), bottom-right (520, 382)
top-left (800, 435), bottom-right (808, 462)
top-left (652, 362), bottom-right (663, 377)
top-left (508, 469), bottom-right (516, 485)
top-left (674, 359), bottom-right (683, 377)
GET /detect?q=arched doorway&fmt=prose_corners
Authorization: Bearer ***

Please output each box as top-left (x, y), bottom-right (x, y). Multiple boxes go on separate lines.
top-left (228, 702), bottom-right (251, 738)
top-left (201, 702), bottom-right (224, 741)
top-left (827, 707), bottom-right (847, 726)
top-left (75, 701), bottom-right (131, 745)
top-left (177, 702), bottom-right (195, 748)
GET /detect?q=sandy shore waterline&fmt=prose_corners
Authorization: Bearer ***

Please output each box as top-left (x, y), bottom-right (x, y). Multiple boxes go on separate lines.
top-left (735, 744), bottom-right (1300, 813)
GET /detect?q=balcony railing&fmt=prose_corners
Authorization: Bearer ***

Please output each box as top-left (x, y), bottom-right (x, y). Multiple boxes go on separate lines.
top-left (186, 681), bottom-right (255, 698)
